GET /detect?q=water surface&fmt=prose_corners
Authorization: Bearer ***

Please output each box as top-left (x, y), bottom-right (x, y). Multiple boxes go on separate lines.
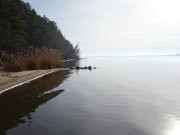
top-left (1, 57), bottom-right (180, 135)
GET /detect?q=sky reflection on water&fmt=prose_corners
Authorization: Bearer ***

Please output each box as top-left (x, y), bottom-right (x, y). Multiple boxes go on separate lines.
top-left (1, 56), bottom-right (180, 135)
top-left (163, 115), bottom-right (180, 135)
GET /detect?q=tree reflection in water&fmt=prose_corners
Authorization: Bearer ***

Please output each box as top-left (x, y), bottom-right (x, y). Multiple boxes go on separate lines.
top-left (0, 70), bottom-right (66, 135)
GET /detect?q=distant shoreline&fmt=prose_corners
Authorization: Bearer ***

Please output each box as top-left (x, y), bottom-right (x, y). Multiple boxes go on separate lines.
top-left (0, 68), bottom-right (67, 95)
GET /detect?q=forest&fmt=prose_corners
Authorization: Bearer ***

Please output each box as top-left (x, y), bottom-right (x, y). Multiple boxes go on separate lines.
top-left (0, 0), bottom-right (80, 59)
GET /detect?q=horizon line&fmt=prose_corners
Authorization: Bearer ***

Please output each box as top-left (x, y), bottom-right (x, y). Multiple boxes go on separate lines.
top-left (81, 53), bottom-right (180, 57)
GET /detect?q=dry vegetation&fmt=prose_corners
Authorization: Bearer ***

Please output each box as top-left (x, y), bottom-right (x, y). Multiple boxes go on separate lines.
top-left (2, 47), bottom-right (64, 72)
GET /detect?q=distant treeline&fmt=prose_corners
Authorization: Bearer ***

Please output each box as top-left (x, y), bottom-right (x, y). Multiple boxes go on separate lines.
top-left (0, 0), bottom-right (80, 59)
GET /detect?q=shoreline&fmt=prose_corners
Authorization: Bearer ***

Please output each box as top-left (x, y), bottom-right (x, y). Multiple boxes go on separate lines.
top-left (0, 68), bottom-right (67, 94)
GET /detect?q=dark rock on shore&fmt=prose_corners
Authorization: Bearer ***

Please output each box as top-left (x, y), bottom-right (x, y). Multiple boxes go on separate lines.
top-left (70, 66), bottom-right (96, 70)
top-left (76, 66), bottom-right (80, 70)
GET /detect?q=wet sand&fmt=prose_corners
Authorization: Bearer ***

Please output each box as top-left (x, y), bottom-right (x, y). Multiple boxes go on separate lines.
top-left (0, 68), bottom-right (65, 94)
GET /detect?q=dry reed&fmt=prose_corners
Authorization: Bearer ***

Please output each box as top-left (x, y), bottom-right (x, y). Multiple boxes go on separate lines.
top-left (4, 47), bottom-right (64, 72)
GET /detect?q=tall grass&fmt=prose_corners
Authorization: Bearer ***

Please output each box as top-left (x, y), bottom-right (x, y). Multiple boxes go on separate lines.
top-left (4, 47), bottom-right (64, 72)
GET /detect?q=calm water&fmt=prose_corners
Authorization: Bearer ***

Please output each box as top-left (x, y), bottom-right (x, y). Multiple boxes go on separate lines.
top-left (0, 57), bottom-right (180, 135)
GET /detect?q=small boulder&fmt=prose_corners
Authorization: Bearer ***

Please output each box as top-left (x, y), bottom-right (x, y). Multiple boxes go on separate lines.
top-left (76, 66), bottom-right (80, 70)
top-left (88, 66), bottom-right (92, 70)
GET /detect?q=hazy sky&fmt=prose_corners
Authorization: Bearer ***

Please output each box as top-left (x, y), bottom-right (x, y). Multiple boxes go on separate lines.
top-left (24, 0), bottom-right (180, 56)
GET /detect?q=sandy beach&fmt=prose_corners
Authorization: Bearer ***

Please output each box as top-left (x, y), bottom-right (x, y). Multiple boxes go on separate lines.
top-left (0, 68), bottom-right (65, 94)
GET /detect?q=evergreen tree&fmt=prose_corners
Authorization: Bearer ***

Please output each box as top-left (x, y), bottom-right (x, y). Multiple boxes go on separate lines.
top-left (0, 0), bottom-right (80, 59)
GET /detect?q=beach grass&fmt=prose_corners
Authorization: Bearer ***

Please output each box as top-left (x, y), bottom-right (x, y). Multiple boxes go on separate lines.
top-left (3, 47), bottom-right (64, 72)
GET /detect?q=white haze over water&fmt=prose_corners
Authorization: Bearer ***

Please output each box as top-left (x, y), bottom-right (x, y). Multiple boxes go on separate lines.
top-left (24, 0), bottom-right (180, 56)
